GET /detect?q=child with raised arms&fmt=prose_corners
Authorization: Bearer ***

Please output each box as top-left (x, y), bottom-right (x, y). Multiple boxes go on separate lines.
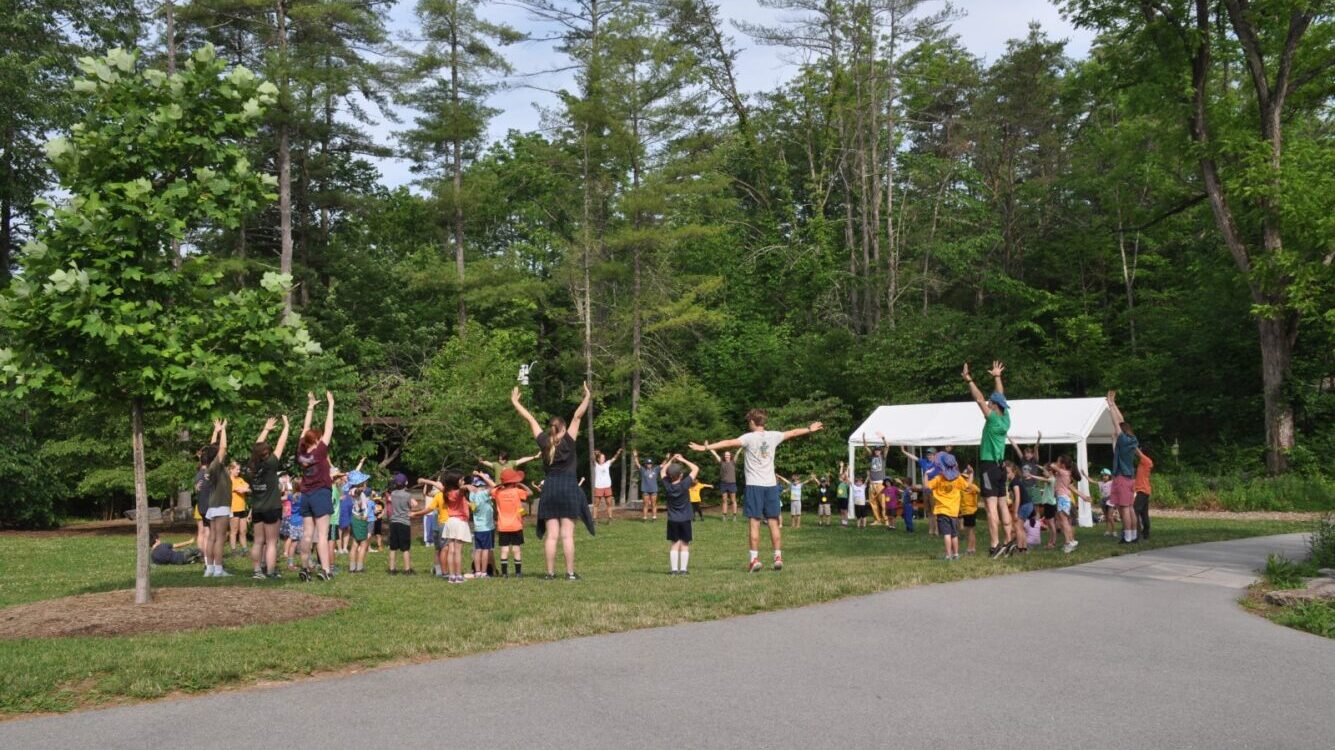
top-left (660, 454), bottom-right (700, 575)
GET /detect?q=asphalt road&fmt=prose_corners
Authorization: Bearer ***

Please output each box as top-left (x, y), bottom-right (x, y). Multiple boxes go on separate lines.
top-left (3, 533), bottom-right (1332, 749)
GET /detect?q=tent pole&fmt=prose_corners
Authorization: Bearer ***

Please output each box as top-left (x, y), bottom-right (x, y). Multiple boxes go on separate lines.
top-left (1077, 439), bottom-right (1092, 528)
top-left (847, 443), bottom-right (857, 521)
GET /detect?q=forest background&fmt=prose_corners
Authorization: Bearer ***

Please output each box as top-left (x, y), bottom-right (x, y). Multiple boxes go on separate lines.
top-left (2, 0), bottom-right (1332, 528)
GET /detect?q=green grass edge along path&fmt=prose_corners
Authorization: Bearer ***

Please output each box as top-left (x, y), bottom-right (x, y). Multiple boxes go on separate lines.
top-left (0, 516), bottom-right (1305, 716)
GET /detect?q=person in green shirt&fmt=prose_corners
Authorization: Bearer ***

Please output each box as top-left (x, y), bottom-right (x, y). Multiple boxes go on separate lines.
top-left (964, 360), bottom-right (1017, 558)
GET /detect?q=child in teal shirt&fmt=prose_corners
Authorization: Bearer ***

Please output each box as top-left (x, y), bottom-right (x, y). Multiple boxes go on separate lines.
top-left (469, 474), bottom-right (497, 578)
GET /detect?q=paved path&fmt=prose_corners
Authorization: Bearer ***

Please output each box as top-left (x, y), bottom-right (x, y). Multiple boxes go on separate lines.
top-left (4, 534), bottom-right (1333, 749)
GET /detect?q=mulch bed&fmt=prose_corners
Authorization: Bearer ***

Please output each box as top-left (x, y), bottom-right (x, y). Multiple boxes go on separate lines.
top-left (0, 587), bottom-right (346, 639)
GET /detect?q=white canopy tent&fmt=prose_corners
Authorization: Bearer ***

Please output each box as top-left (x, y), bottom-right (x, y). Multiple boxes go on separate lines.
top-left (846, 398), bottom-right (1115, 524)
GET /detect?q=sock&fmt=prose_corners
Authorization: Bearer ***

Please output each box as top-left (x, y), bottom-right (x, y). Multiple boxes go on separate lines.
top-left (774, 549), bottom-right (782, 559)
top-left (1124, 529), bottom-right (1133, 541)
top-left (670, 549), bottom-right (680, 571)
top-left (680, 549), bottom-right (690, 571)
top-left (501, 561), bottom-right (509, 575)
top-left (515, 562), bottom-right (522, 575)
top-left (749, 549), bottom-right (758, 562)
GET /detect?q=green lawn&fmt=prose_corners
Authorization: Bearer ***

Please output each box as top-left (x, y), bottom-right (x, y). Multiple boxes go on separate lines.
top-left (0, 515), bottom-right (1305, 715)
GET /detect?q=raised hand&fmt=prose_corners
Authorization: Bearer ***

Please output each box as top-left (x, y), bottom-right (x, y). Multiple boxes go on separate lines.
top-left (962, 362), bottom-right (971, 381)
top-left (809, 422), bottom-right (824, 432)
top-left (262, 417), bottom-right (278, 432)
top-left (511, 386), bottom-right (522, 403)
top-left (281, 414), bottom-right (289, 427)
top-left (582, 381), bottom-right (592, 398)
top-left (325, 390), bottom-right (334, 403)
top-left (990, 361), bottom-right (1005, 378)
top-left (688, 442), bottom-right (707, 452)
top-left (307, 392), bottom-right (318, 408)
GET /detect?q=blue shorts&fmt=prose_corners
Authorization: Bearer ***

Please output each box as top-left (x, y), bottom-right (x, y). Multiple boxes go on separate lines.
top-left (743, 485), bottom-right (782, 520)
top-left (1017, 503), bottom-right (1035, 521)
top-left (301, 487), bottom-right (333, 518)
top-left (720, 482), bottom-right (738, 494)
top-left (474, 530), bottom-right (495, 550)
top-left (1056, 496), bottom-right (1073, 515)
top-left (936, 514), bottom-right (958, 537)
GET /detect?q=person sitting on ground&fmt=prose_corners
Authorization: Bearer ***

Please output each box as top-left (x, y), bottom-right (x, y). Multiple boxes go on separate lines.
top-left (150, 531), bottom-right (202, 565)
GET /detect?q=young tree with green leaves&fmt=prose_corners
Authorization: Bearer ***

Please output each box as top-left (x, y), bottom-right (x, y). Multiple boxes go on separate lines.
top-left (0, 47), bottom-right (320, 603)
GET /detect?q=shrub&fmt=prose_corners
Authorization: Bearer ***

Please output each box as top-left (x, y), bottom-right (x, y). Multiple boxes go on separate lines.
top-left (1262, 554), bottom-right (1314, 590)
top-left (1274, 600), bottom-right (1335, 639)
top-left (1309, 513), bottom-right (1335, 569)
top-left (1154, 473), bottom-right (1335, 512)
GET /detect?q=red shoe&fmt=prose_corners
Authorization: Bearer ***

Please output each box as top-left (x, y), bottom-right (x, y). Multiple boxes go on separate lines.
top-left (773, 555), bottom-right (784, 571)
top-left (747, 558), bottom-right (763, 573)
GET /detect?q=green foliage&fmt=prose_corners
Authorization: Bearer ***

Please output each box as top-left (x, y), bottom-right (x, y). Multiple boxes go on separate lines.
top-left (1, 47), bottom-right (317, 419)
top-left (1309, 513), bottom-right (1335, 570)
top-left (1262, 554), bottom-right (1315, 590)
top-left (1152, 473), bottom-right (1335, 512)
top-left (1273, 600), bottom-right (1335, 640)
top-left (634, 376), bottom-right (728, 460)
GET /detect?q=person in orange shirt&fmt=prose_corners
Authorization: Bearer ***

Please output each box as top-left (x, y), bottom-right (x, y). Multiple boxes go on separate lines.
top-left (490, 468), bottom-right (532, 578)
top-left (1134, 448), bottom-right (1154, 540)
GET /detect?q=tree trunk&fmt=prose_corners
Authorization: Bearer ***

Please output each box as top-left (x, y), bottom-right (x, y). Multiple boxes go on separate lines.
top-left (450, 15), bottom-right (467, 332)
top-left (131, 399), bottom-right (151, 605)
top-left (276, 1), bottom-right (293, 313)
top-left (1, 125), bottom-right (11, 284)
top-left (1258, 316), bottom-right (1296, 474)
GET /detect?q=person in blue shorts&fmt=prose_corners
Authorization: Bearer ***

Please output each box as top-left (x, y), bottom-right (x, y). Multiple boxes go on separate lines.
top-left (691, 409), bottom-right (823, 573)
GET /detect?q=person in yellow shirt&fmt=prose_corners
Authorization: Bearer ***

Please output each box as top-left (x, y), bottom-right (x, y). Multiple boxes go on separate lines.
top-left (959, 466), bottom-right (980, 555)
top-left (926, 453), bottom-right (967, 561)
top-left (688, 479), bottom-right (713, 521)
top-left (228, 461), bottom-right (250, 554)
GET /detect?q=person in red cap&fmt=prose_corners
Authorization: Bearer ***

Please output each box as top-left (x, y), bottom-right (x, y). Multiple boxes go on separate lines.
top-left (487, 467), bottom-right (531, 577)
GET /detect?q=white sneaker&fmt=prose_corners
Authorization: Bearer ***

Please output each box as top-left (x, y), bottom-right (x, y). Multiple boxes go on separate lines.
top-left (215, 568), bottom-right (232, 577)
top-left (203, 568), bottom-right (214, 577)
top-left (1062, 541), bottom-right (1079, 554)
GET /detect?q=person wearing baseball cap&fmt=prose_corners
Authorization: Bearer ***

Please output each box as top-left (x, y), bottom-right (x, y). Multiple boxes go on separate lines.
top-left (964, 360), bottom-right (1017, 558)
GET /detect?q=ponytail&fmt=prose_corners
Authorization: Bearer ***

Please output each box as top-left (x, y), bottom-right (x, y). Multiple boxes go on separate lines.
top-left (544, 417), bottom-right (567, 464)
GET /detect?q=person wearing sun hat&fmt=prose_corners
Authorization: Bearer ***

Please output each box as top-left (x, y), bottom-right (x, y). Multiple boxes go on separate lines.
top-left (927, 451), bottom-right (968, 560)
top-left (964, 360), bottom-right (1016, 558)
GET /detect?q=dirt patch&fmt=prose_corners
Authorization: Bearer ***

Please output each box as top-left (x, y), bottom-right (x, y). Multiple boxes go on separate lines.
top-left (1153, 509), bottom-right (1321, 522)
top-left (0, 587), bottom-right (346, 639)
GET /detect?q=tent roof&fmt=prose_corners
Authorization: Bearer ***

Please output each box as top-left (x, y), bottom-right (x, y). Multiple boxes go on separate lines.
top-left (847, 398), bottom-right (1114, 448)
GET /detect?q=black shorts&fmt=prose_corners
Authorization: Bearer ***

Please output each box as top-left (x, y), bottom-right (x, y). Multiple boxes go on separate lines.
top-left (666, 520), bottom-right (693, 543)
top-left (251, 508), bottom-right (282, 525)
top-left (1041, 504), bottom-right (1057, 520)
top-left (962, 512), bottom-right (977, 528)
top-left (388, 523), bottom-right (412, 551)
top-left (936, 515), bottom-right (958, 537)
top-left (373, 519), bottom-right (384, 535)
top-left (979, 461), bottom-right (1007, 498)
top-left (854, 504), bottom-right (870, 519)
top-left (498, 530), bottom-right (525, 547)
top-left (233, 509), bottom-right (249, 519)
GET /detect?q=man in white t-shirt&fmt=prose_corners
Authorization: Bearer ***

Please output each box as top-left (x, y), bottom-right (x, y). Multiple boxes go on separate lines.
top-left (591, 448), bottom-right (622, 524)
top-left (691, 409), bottom-right (823, 572)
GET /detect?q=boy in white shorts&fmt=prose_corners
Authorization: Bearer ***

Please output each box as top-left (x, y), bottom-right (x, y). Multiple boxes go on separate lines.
top-left (778, 473), bottom-right (809, 528)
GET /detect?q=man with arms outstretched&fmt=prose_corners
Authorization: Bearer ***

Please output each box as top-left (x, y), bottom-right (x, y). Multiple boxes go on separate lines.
top-left (691, 410), bottom-right (823, 572)
top-left (964, 360), bottom-right (1017, 558)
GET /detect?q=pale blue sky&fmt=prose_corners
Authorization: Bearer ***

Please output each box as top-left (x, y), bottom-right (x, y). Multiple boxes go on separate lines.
top-left (370, 0), bottom-right (1093, 188)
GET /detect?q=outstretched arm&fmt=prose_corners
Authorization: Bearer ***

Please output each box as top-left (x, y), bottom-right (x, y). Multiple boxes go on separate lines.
top-left (898, 445), bottom-right (917, 461)
top-left (690, 438), bottom-right (744, 452)
top-left (321, 391), bottom-right (335, 446)
top-left (511, 387), bottom-right (542, 438)
top-left (963, 363), bottom-right (988, 415)
top-left (256, 417), bottom-right (276, 446)
top-left (782, 422), bottom-right (824, 441)
top-left (609, 448), bottom-right (624, 464)
top-left (215, 420), bottom-right (228, 464)
top-left (1106, 391), bottom-right (1125, 437)
top-left (513, 453), bottom-right (541, 467)
top-left (303, 392), bottom-right (317, 435)
top-left (709, 448), bottom-right (722, 463)
top-left (474, 470), bottom-right (496, 488)
top-left (776, 475), bottom-right (791, 486)
top-left (568, 382), bottom-right (592, 440)
top-left (676, 454), bottom-right (700, 481)
top-left (274, 415), bottom-right (291, 458)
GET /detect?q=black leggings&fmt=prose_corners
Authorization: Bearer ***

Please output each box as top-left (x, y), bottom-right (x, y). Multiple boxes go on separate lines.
top-left (693, 505), bottom-right (704, 520)
top-left (1134, 492), bottom-right (1151, 538)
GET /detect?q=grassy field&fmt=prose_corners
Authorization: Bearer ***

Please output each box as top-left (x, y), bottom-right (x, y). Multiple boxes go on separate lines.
top-left (0, 514), bottom-right (1306, 716)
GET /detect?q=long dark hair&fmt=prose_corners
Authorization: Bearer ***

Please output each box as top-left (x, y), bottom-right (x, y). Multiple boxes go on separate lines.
top-left (248, 442), bottom-right (271, 476)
